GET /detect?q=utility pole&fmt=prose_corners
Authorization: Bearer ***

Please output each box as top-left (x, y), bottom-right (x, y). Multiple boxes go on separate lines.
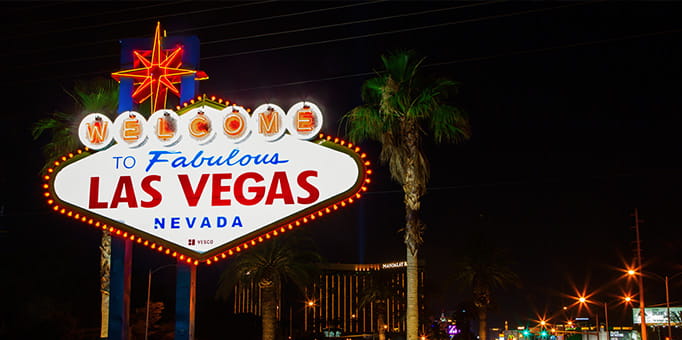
top-left (634, 209), bottom-right (648, 340)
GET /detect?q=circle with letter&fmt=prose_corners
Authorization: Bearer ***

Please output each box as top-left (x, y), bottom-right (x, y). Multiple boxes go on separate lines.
top-left (148, 110), bottom-right (181, 146)
top-left (113, 111), bottom-right (148, 148)
top-left (78, 113), bottom-right (114, 150)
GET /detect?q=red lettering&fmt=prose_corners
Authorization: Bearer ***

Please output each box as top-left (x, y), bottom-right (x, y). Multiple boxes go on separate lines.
top-left (140, 175), bottom-right (162, 208)
top-left (265, 171), bottom-right (294, 205)
top-left (178, 174), bottom-right (209, 207)
top-left (296, 170), bottom-right (319, 204)
top-left (88, 177), bottom-right (108, 209)
top-left (212, 173), bottom-right (232, 206)
top-left (234, 172), bottom-right (265, 205)
top-left (110, 176), bottom-right (138, 208)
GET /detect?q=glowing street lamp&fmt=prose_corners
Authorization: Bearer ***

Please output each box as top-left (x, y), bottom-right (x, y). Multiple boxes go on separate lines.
top-left (575, 294), bottom-right (621, 340)
top-left (305, 299), bottom-right (316, 332)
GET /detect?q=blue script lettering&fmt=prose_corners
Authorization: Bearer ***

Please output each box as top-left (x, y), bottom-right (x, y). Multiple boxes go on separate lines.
top-left (145, 149), bottom-right (288, 172)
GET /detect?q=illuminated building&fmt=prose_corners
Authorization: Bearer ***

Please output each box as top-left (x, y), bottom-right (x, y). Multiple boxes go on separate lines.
top-left (233, 261), bottom-right (425, 335)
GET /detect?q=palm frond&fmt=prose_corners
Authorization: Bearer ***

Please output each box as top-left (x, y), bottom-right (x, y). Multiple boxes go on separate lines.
top-left (215, 231), bottom-right (322, 301)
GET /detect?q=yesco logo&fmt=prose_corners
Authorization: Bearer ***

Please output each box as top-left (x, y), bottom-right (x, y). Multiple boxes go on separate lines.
top-left (78, 102), bottom-right (323, 150)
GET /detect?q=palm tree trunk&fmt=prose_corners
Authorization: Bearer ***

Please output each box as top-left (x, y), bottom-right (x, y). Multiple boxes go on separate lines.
top-left (406, 247), bottom-right (419, 340)
top-left (100, 230), bottom-right (111, 338)
top-left (403, 120), bottom-right (423, 340)
top-left (261, 283), bottom-right (277, 340)
top-left (378, 305), bottom-right (387, 340)
top-left (478, 308), bottom-right (488, 340)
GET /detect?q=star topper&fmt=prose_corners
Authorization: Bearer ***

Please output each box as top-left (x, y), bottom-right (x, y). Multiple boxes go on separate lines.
top-left (112, 22), bottom-right (208, 112)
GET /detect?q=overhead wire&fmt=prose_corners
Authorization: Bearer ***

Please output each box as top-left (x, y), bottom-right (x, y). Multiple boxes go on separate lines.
top-left (12, 0), bottom-right (191, 28)
top-left (0, 2), bottom-right (63, 16)
top-left (22, 27), bottom-right (682, 86)
top-left (172, 0), bottom-right (389, 35)
top-left (1, 0), bottom-right (277, 41)
top-left (1, 0), bottom-right (386, 57)
top-left (201, 1), bottom-right (598, 60)
top-left (227, 26), bottom-right (682, 92)
top-left (17, 1), bottom-right (578, 68)
top-left (200, 0), bottom-right (504, 45)
top-left (21, 0), bottom-right (676, 88)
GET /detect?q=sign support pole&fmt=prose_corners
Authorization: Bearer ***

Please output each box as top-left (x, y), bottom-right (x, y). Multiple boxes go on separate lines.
top-left (175, 261), bottom-right (196, 340)
top-left (108, 236), bottom-right (132, 340)
top-left (107, 35), bottom-right (137, 339)
top-left (175, 73), bottom-right (198, 340)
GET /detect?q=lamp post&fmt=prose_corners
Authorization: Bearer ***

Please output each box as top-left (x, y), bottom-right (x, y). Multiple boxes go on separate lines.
top-left (604, 301), bottom-right (610, 340)
top-left (628, 270), bottom-right (682, 340)
top-left (145, 264), bottom-right (177, 340)
top-left (664, 273), bottom-right (682, 340)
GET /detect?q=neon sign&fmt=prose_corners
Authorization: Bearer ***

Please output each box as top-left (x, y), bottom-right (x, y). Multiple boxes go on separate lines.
top-left (44, 97), bottom-right (370, 265)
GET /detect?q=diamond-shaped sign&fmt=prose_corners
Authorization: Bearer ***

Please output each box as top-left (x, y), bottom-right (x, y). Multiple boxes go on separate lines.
top-left (44, 100), bottom-right (369, 264)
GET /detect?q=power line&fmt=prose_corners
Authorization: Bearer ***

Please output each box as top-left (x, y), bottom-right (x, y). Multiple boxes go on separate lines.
top-left (23, 26), bottom-right (682, 85)
top-left (2, 0), bottom-right (277, 41)
top-left (200, 0), bottom-right (504, 46)
top-left (425, 27), bottom-right (682, 67)
top-left (197, 27), bottom-right (682, 92)
top-left (2, 1), bottom-right (385, 58)
top-left (12, 1), bottom-right (190, 28)
top-left (201, 1), bottom-right (595, 61)
top-left (14, 0), bottom-right (510, 68)
top-left (0, 2), bottom-right (64, 16)
top-left (173, 0), bottom-right (389, 35)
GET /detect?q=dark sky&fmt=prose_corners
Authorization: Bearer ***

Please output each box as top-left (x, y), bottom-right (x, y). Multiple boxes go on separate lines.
top-left (2, 0), bottom-right (682, 334)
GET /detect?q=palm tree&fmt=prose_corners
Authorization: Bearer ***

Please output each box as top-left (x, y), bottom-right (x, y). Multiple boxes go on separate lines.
top-left (216, 231), bottom-right (322, 340)
top-left (358, 270), bottom-right (404, 340)
top-left (450, 232), bottom-right (521, 340)
top-left (32, 78), bottom-right (119, 167)
top-left (343, 50), bottom-right (470, 340)
top-left (31, 78), bottom-right (119, 339)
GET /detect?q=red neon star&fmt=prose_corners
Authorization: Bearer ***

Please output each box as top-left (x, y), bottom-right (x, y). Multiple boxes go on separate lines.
top-left (112, 22), bottom-right (208, 112)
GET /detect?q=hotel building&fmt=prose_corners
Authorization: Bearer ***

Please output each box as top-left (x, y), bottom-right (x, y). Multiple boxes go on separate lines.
top-left (233, 260), bottom-right (425, 335)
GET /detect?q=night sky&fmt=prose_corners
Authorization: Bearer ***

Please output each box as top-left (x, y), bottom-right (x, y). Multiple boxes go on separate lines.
top-left (1, 1), bottom-right (682, 336)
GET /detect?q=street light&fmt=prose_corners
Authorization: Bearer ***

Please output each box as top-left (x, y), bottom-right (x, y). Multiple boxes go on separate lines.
top-left (575, 293), bottom-right (633, 340)
top-left (145, 263), bottom-right (176, 340)
top-left (305, 299), bottom-right (315, 333)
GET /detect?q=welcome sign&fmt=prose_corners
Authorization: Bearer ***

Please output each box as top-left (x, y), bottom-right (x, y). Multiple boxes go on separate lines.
top-left (44, 98), bottom-right (370, 264)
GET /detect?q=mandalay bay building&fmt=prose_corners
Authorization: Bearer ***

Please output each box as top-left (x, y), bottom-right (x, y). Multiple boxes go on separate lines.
top-left (233, 261), bottom-right (425, 336)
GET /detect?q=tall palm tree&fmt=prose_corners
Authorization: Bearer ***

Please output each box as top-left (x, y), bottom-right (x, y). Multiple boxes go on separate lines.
top-left (450, 232), bottom-right (521, 340)
top-left (32, 78), bottom-right (119, 339)
top-left (216, 232), bottom-right (322, 340)
top-left (343, 50), bottom-right (470, 340)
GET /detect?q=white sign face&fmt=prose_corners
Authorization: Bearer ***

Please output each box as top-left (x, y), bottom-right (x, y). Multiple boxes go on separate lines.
top-left (632, 307), bottom-right (682, 325)
top-left (51, 102), bottom-right (365, 261)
